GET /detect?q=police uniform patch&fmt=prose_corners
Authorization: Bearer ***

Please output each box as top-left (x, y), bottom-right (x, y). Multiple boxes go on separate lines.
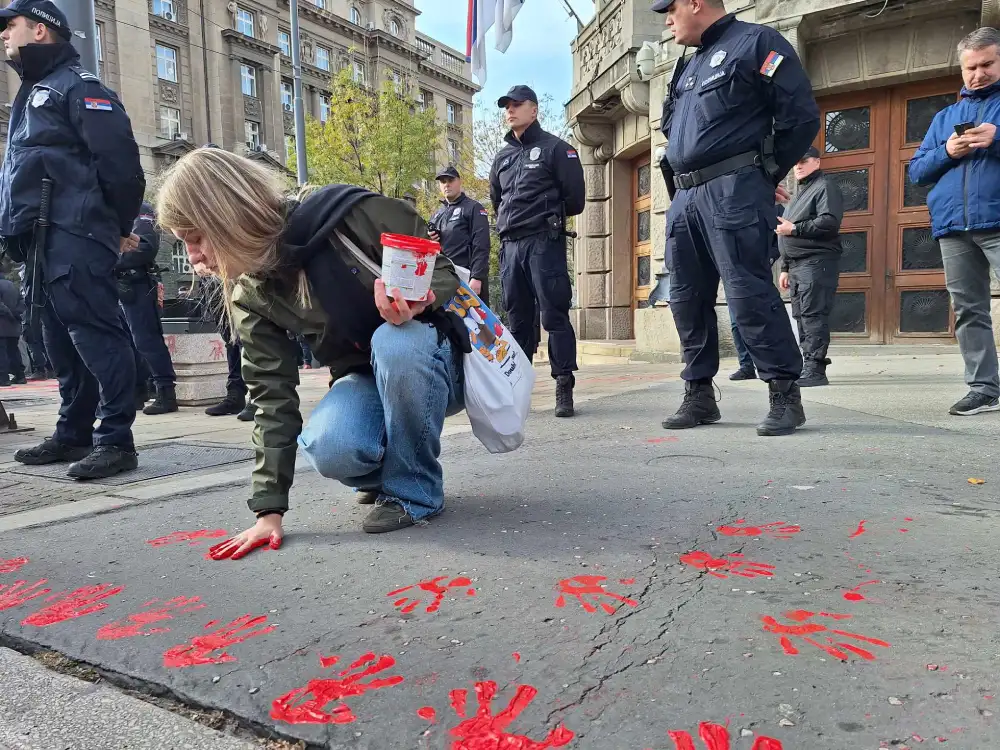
top-left (84, 97), bottom-right (113, 111)
top-left (701, 70), bottom-right (726, 88)
top-left (451, 208), bottom-right (462, 221)
top-left (760, 51), bottom-right (785, 78)
top-left (480, 209), bottom-right (489, 216)
top-left (529, 147), bottom-right (541, 161)
top-left (30, 89), bottom-right (50, 108)
top-left (684, 76), bottom-right (696, 91)
top-left (710, 50), bottom-right (727, 68)
top-left (566, 149), bottom-right (578, 159)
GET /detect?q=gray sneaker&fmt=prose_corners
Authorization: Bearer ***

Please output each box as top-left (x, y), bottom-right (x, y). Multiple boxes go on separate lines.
top-left (362, 500), bottom-right (417, 534)
top-left (949, 391), bottom-right (1000, 416)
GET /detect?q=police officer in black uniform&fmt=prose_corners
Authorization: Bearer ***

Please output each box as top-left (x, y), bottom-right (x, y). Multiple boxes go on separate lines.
top-left (653, 0), bottom-right (819, 436)
top-left (428, 166), bottom-right (492, 305)
top-left (118, 202), bottom-right (178, 415)
top-left (490, 85), bottom-right (586, 418)
top-left (0, 0), bottom-right (145, 477)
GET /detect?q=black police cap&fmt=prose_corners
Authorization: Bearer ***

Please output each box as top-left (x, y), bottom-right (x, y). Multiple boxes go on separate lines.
top-left (650, 0), bottom-right (676, 13)
top-left (497, 85), bottom-right (538, 108)
top-left (0, 0), bottom-right (72, 40)
top-left (801, 146), bottom-right (821, 160)
top-left (435, 166), bottom-right (461, 181)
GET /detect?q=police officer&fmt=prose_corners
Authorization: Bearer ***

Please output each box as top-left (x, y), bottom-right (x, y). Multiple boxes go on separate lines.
top-left (653, 0), bottom-right (819, 436)
top-left (490, 85), bottom-right (586, 418)
top-left (0, 0), bottom-right (145, 478)
top-left (428, 166), bottom-right (492, 305)
top-left (118, 202), bottom-right (179, 415)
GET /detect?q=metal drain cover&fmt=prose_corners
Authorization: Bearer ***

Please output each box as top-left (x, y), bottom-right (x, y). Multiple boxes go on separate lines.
top-left (6, 441), bottom-right (254, 486)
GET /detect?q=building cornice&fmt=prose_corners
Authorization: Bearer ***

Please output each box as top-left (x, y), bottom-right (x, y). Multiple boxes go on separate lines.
top-left (149, 14), bottom-right (190, 38)
top-left (416, 60), bottom-right (478, 96)
top-left (221, 29), bottom-right (280, 58)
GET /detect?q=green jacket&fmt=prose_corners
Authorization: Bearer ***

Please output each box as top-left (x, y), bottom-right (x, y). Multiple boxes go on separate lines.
top-left (231, 194), bottom-right (460, 515)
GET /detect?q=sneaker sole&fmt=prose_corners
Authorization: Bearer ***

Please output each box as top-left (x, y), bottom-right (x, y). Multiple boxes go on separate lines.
top-left (68, 458), bottom-right (139, 481)
top-left (950, 402), bottom-right (1000, 416)
top-left (15, 449), bottom-right (92, 466)
top-left (662, 414), bottom-right (722, 430)
top-left (757, 416), bottom-right (807, 437)
top-left (363, 519), bottom-right (416, 534)
top-left (798, 379), bottom-right (829, 388)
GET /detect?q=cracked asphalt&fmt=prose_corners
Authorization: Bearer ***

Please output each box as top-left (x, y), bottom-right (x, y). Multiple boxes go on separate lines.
top-left (2, 369), bottom-right (1000, 749)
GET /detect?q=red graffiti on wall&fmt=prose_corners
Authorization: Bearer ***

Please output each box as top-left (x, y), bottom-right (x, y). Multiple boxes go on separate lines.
top-left (22, 584), bottom-right (125, 627)
top-left (0, 557), bottom-right (29, 574)
top-left (165, 335), bottom-right (177, 356)
top-left (387, 576), bottom-right (477, 614)
top-left (270, 652), bottom-right (404, 724)
top-left (209, 339), bottom-right (225, 361)
top-left (162, 615), bottom-right (277, 668)
top-left (667, 722), bottom-right (784, 749)
top-left (762, 609), bottom-right (891, 661)
top-left (679, 551), bottom-right (775, 579)
top-left (716, 520), bottom-right (800, 540)
top-left (146, 530), bottom-right (229, 547)
top-left (97, 597), bottom-right (205, 640)
top-left (441, 681), bottom-right (574, 749)
top-left (0, 579), bottom-right (51, 611)
top-left (554, 575), bottom-right (638, 615)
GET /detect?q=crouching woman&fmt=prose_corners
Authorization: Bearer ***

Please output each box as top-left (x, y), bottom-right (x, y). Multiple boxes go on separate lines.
top-left (156, 148), bottom-right (466, 559)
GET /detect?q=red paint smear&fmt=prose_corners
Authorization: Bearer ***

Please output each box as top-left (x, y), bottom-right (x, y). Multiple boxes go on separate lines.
top-left (387, 576), bottom-right (476, 614)
top-left (146, 529), bottom-right (228, 547)
top-left (450, 688), bottom-right (468, 718)
top-left (0, 579), bottom-right (51, 611)
top-left (905, 517), bottom-right (914, 521)
top-left (447, 681), bottom-right (574, 749)
top-left (512, 652), bottom-right (521, 663)
top-left (163, 614), bottom-right (276, 668)
top-left (22, 584), bottom-right (124, 627)
top-left (418, 706), bottom-right (437, 722)
top-left (646, 437), bottom-right (680, 443)
top-left (843, 580), bottom-right (881, 602)
top-left (680, 551), bottom-right (775, 580)
top-left (271, 652), bottom-right (403, 724)
top-left (553, 575), bottom-right (638, 615)
top-left (620, 578), bottom-right (636, 585)
top-left (899, 529), bottom-right (909, 533)
top-left (762, 610), bottom-right (890, 661)
top-left (850, 520), bottom-right (868, 538)
top-left (667, 723), bottom-right (783, 750)
top-left (752, 738), bottom-right (785, 750)
top-left (97, 596), bottom-right (205, 640)
top-left (0, 557), bottom-right (29, 574)
top-left (717, 520), bottom-right (800, 540)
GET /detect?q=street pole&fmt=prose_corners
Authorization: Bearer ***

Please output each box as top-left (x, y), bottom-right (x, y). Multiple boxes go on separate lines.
top-left (288, 0), bottom-right (308, 185)
top-left (51, 0), bottom-right (99, 77)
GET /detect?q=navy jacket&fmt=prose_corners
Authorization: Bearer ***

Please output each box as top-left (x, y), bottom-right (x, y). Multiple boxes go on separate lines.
top-left (429, 193), bottom-right (491, 281)
top-left (489, 120), bottom-right (586, 238)
top-left (0, 42), bottom-right (144, 258)
top-left (661, 14), bottom-right (819, 184)
top-left (116, 202), bottom-right (161, 272)
top-left (909, 82), bottom-right (1000, 239)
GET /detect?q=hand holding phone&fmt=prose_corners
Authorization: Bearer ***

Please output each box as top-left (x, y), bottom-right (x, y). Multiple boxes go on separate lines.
top-left (955, 121), bottom-right (975, 136)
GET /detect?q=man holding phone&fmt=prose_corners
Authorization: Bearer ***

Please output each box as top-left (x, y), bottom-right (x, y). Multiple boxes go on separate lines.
top-left (910, 26), bottom-right (1000, 416)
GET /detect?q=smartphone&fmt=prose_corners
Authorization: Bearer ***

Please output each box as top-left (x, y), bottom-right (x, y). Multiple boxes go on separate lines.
top-left (955, 122), bottom-right (975, 136)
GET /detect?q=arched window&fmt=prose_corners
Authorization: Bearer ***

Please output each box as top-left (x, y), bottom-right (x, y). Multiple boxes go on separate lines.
top-left (390, 17), bottom-right (401, 37)
top-left (349, 6), bottom-right (361, 25)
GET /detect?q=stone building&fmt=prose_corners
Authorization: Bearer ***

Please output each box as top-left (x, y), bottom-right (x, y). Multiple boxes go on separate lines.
top-left (0, 0), bottom-right (477, 297)
top-left (568, 0), bottom-right (993, 358)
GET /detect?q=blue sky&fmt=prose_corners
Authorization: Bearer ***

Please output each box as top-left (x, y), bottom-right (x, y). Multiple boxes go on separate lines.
top-left (414, 1), bottom-right (595, 109)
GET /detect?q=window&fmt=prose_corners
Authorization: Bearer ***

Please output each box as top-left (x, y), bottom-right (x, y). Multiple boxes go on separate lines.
top-left (285, 135), bottom-right (296, 162)
top-left (447, 101), bottom-right (458, 125)
top-left (311, 0), bottom-right (326, 8)
top-left (352, 60), bottom-right (366, 84)
top-left (171, 241), bottom-right (191, 275)
top-left (392, 69), bottom-right (403, 94)
top-left (153, 0), bottom-right (175, 20)
top-left (319, 94), bottom-right (330, 123)
top-left (159, 106), bottom-right (181, 138)
top-left (278, 30), bottom-right (290, 57)
top-left (240, 64), bottom-right (257, 97)
top-left (281, 81), bottom-right (293, 112)
top-left (156, 44), bottom-right (178, 82)
top-left (416, 89), bottom-right (427, 112)
top-left (95, 22), bottom-right (104, 78)
top-left (245, 120), bottom-right (260, 150)
top-left (389, 17), bottom-right (401, 37)
top-left (235, 7), bottom-right (254, 37)
top-left (349, 6), bottom-right (361, 25)
top-left (315, 45), bottom-right (330, 71)
top-left (448, 139), bottom-right (459, 163)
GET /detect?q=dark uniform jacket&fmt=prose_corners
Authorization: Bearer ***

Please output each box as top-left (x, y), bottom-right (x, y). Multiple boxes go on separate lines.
top-left (489, 120), bottom-right (586, 238)
top-left (117, 202), bottom-right (161, 272)
top-left (429, 193), bottom-right (491, 281)
top-left (778, 170), bottom-right (844, 272)
top-left (0, 42), bottom-right (144, 260)
top-left (0, 275), bottom-right (24, 338)
top-left (231, 189), bottom-right (460, 516)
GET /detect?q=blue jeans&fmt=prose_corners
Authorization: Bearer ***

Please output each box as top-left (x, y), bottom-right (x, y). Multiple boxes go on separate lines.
top-left (731, 317), bottom-right (754, 370)
top-left (298, 321), bottom-right (464, 520)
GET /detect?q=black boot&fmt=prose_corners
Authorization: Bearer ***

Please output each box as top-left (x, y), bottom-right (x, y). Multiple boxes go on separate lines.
top-left (67, 445), bottom-right (139, 480)
top-left (555, 375), bottom-right (574, 418)
top-left (798, 359), bottom-right (829, 388)
top-left (134, 386), bottom-right (149, 411)
top-left (14, 438), bottom-right (92, 466)
top-left (729, 366), bottom-right (756, 381)
top-left (757, 380), bottom-right (807, 436)
top-left (205, 389), bottom-right (246, 416)
top-left (237, 402), bottom-right (258, 422)
top-left (26, 370), bottom-right (46, 381)
top-left (662, 381), bottom-right (721, 429)
top-left (143, 384), bottom-right (179, 415)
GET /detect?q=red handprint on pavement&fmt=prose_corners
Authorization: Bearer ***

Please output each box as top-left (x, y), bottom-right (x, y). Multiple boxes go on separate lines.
top-left (0, 580), bottom-right (51, 611)
top-left (97, 597), bottom-right (205, 640)
top-left (442, 681), bottom-right (574, 749)
top-left (762, 609), bottom-right (891, 661)
top-left (554, 575), bottom-right (638, 615)
top-left (162, 614), bottom-right (277, 668)
top-left (22, 584), bottom-right (125, 627)
top-left (387, 576), bottom-right (477, 614)
top-left (716, 519), bottom-right (800, 540)
top-left (679, 551), bottom-right (775, 579)
top-left (668, 722), bottom-right (783, 749)
top-left (271, 652), bottom-right (404, 724)
top-left (0, 557), bottom-right (28, 573)
top-left (146, 530), bottom-right (228, 547)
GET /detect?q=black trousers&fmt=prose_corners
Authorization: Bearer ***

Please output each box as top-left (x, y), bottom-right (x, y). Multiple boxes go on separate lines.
top-left (120, 276), bottom-right (175, 387)
top-left (0, 336), bottom-right (25, 381)
top-left (21, 316), bottom-right (49, 372)
top-left (788, 257), bottom-right (840, 363)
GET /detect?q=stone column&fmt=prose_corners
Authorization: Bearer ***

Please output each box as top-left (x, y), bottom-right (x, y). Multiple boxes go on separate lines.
top-left (113, 0), bottom-right (156, 175)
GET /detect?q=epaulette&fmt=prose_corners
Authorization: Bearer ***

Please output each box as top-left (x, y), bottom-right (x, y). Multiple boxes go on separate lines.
top-left (69, 65), bottom-right (101, 82)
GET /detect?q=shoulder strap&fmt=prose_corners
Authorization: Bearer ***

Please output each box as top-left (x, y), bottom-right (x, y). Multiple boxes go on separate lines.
top-left (69, 65), bottom-right (101, 83)
top-left (335, 230), bottom-right (382, 277)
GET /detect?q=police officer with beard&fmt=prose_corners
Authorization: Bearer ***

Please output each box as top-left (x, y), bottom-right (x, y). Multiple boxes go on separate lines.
top-left (490, 85), bottom-right (585, 418)
top-left (428, 166), bottom-right (492, 305)
top-left (0, 0), bottom-right (145, 478)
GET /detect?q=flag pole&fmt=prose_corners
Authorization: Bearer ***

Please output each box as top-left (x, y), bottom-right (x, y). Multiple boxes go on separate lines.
top-left (560, 0), bottom-right (584, 29)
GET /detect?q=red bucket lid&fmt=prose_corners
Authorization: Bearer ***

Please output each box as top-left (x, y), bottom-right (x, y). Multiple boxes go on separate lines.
top-left (381, 233), bottom-right (441, 255)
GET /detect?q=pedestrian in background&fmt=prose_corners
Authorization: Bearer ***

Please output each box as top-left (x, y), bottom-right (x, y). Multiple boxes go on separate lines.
top-left (428, 166), bottom-right (492, 306)
top-left (0, 269), bottom-right (26, 386)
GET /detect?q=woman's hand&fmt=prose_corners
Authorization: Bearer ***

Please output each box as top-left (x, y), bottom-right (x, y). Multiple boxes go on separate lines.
top-left (375, 278), bottom-right (435, 325)
top-left (208, 514), bottom-right (283, 560)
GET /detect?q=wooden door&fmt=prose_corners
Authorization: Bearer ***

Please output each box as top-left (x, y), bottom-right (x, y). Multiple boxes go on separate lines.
top-left (633, 154), bottom-right (652, 309)
top-left (885, 79), bottom-right (959, 342)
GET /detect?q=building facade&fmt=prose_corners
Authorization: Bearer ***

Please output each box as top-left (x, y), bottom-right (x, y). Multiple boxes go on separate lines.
top-left (0, 0), bottom-right (477, 296)
top-left (568, 0), bottom-right (994, 355)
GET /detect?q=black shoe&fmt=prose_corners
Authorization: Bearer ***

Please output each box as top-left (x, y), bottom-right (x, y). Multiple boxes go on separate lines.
top-left (143, 385), bottom-right (179, 415)
top-left (729, 367), bottom-right (756, 381)
top-left (363, 500), bottom-right (417, 534)
top-left (26, 371), bottom-right (46, 382)
top-left (67, 445), bottom-right (138, 480)
top-left (0, 380), bottom-right (11, 388)
top-left (757, 380), bottom-right (807, 436)
top-left (355, 488), bottom-right (381, 505)
top-left (11, 376), bottom-right (26, 385)
top-left (205, 391), bottom-right (246, 416)
top-left (555, 374), bottom-right (574, 418)
top-left (237, 403), bottom-right (257, 422)
top-left (949, 391), bottom-right (1000, 416)
top-left (662, 381), bottom-right (721, 429)
top-left (797, 360), bottom-right (829, 388)
top-left (14, 438), bottom-right (93, 466)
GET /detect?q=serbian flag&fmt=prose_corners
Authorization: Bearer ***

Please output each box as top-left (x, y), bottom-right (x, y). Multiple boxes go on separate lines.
top-left (466, 0), bottom-right (498, 86)
top-left (495, 0), bottom-right (525, 53)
